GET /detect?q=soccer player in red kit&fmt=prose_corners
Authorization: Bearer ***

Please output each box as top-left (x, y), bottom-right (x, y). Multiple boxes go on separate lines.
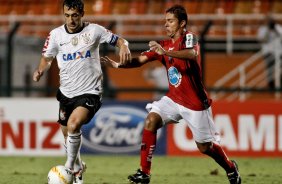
top-left (101, 4), bottom-right (241, 184)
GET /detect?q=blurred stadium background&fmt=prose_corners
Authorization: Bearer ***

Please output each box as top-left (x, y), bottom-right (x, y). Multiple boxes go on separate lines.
top-left (0, 0), bottom-right (282, 183)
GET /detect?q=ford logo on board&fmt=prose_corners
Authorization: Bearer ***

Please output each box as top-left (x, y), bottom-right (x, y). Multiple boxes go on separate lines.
top-left (81, 105), bottom-right (148, 153)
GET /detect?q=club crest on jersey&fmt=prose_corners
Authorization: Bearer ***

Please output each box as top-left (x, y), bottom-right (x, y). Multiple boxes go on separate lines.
top-left (81, 33), bottom-right (91, 44)
top-left (71, 36), bottom-right (79, 46)
top-left (62, 50), bottom-right (91, 61)
top-left (168, 66), bottom-right (182, 87)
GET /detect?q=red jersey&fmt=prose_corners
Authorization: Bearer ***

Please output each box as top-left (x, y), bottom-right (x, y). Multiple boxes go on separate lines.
top-left (143, 31), bottom-right (211, 111)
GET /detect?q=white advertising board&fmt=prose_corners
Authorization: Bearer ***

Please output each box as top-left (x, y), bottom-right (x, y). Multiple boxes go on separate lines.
top-left (0, 98), bottom-right (64, 156)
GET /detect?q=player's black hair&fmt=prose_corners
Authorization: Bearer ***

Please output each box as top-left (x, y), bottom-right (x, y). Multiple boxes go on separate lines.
top-left (63, 0), bottom-right (84, 14)
top-left (166, 5), bottom-right (188, 27)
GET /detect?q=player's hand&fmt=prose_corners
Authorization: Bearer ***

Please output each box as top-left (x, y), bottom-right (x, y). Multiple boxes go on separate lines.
top-left (33, 69), bottom-right (43, 82)
top-left (100, 56), bottom-right (119, 68)
top-left (149, 41), bottom-right (166, 55)
top-left (119, 44), bottom-right (131, 65)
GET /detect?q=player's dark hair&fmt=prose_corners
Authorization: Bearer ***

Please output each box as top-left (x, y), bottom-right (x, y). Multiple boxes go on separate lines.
top-left (166, 5), bottom-right (188, 27)
top-left (63, 0), bottom-right (84, 14)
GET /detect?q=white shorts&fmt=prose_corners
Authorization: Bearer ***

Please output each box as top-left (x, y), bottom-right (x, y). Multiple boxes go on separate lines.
top-left (146, 96), bottom-right (220, 143)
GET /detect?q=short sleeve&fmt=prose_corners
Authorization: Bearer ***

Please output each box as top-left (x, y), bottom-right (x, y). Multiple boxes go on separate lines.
top-left (96, 25), bottom-right (115, 44)
top-left (183, 33), bottom-right (198, 49)
top-left (42, 30), bottom-right (58, 58)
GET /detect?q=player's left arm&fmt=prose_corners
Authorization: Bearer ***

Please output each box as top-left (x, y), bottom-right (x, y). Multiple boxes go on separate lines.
top-left (149, 41), bottom-right (197, 60)
top-left (116, 37), bottom-right (131, 65)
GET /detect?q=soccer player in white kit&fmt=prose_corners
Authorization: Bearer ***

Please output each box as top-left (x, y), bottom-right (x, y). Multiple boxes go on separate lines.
top-left (33, 0), bottom-right (131, 183)
top-left (102, 5), bottom-right (241, 184)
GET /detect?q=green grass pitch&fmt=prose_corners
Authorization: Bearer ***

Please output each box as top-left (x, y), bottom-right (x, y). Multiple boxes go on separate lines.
top-left (0, 155), bottom-right (281, 184)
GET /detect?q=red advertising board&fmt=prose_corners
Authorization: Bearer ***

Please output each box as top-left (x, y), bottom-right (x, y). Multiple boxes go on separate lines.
top-left (167, 101), bottom-right (282, 157)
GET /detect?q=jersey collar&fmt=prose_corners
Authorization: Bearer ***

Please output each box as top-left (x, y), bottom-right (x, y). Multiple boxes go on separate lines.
top-left (64, 22), bottom-right (85, 34)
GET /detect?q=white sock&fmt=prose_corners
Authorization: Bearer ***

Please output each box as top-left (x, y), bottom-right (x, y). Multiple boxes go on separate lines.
top-left (74, 152), bottom-right (82, 172)
top-left (65, 132), bottom-right (82, 170)
top-left (63, 142), bottom-right (67, 154)
top-left (64, 141), bottom-right (83, 172)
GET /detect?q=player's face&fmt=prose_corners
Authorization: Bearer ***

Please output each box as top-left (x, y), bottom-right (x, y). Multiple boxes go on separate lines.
top-left (63, 5), bottom-right (84, 33)
top-left (164, 13), bottom-right (182, 39)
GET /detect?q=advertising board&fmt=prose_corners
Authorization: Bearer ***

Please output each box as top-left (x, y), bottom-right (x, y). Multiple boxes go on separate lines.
top-left (0, 99), bottom-right (281, 157)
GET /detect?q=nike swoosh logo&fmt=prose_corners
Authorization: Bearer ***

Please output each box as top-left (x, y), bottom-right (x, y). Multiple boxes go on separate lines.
top-left (86, 102), bottom-right (94, 107)
top-left (59, 41), bottom-right (70, 46)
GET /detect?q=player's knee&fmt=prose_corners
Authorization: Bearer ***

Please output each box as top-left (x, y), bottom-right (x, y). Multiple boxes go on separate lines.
top-left (144, 118), bottom-right (157, 132)
top-left (144, 113), bottom-right (162, 132)
top-left (196, 142), bottom-right (212, 154)
top-left (67, 117), bottom-right (82, 133)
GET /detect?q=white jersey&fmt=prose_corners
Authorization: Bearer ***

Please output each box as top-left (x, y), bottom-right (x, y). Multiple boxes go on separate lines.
top-left (42, 23), bottom-right (117, 98)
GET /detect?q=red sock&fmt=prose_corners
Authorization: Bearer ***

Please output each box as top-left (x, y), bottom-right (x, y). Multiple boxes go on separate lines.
top-left (204, 143), bottom-right (235, 173)
top-left (140, 129), bottom-right (156, 175)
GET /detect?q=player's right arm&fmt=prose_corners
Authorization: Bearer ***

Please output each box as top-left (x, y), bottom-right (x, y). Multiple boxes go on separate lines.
top-left (101, 55), bottom-right (149, 69)
top-left (33, 29), bottom-right (58, 82)
top-left (33, 56), bottom-right (54, 82)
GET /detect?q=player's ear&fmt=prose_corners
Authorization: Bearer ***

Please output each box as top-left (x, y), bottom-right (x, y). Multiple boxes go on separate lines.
top-left (180, 20), bottom-right (186, 28)
top-left (81, 11), bottom-right (84, 17)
